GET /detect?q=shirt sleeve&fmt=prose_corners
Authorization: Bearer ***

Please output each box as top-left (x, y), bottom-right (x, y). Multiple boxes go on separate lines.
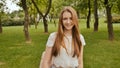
top-left (80, 34), bottom-right (86, 46)
top-left (46, 32), bottom-right (57, 47)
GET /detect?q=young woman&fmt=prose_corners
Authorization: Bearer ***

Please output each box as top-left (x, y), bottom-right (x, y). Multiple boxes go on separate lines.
top-left (40, 6), bottom-right (86, 68)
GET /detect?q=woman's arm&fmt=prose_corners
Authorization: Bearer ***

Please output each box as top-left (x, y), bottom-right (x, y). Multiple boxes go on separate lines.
top-left (40, 46), bottom-right (52, 68)
top-left (78, 45), bottom-right (84, 68)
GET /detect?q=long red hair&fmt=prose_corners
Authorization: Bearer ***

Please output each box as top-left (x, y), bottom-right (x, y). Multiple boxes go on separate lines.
top-left (52, 6), bottom-right (82, 57)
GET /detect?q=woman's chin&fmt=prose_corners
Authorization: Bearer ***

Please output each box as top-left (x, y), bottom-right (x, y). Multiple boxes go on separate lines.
top-left (65, 28), bottom-right (72, 31)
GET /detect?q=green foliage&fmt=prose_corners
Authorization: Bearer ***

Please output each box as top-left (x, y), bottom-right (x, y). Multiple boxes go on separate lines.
top-left (1, 18), bottom-right (24, 26)
top-left (0, 0), bottom-right (5, 12)
top-left (1, 10), bottom-right (35, 26)
top-left (1, 18), bottom-right (35, 26)
top-left (1, 11), bottom-right (24, 26)
top-left (115, 0), bottom-right (120, 14)
top-left (51, 0), bottom-right (89, 18)
top-left (32, 0), bottom-right (48, 13)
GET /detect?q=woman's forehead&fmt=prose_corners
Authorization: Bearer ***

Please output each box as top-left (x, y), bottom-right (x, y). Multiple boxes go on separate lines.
top-left (62, 11), bottom-right (72, 17)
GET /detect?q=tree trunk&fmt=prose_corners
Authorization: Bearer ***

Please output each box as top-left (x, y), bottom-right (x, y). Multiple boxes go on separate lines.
top-left (34, 14), bottom-right (38, 29)
top-left (86, 0), bottom-right (91, 28)
top-left (104, 0), bottom-right (114, 40)
top-left (43, 16), bottom-right (48, 33)
top-left (0, 16), bottom-right (2, 33)
top-left (94, 0), bottom-right (99, 31)
top-left (21, 0), bottom-right (31, 43)
top-left (106, 7), bottom-right (114, 40)
top-left (34, 8), bottom-right (38, 29)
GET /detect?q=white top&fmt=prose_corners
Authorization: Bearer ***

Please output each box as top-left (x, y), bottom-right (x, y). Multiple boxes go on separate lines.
top-left (46, 32), bottom-right (86, 68)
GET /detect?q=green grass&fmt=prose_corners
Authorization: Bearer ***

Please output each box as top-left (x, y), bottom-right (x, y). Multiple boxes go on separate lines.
top-left (0, 18), bottom-right (120, 68)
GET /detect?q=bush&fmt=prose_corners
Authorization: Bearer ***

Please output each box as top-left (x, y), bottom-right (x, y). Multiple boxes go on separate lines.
top-left (2, 19), bottom-right (24, 26)
top-left (2, 19), bottom-right (34, 26)
top-left (112, 16), bottom-right (120, 23)
top-left (104, 16), bottom-right (120, 23)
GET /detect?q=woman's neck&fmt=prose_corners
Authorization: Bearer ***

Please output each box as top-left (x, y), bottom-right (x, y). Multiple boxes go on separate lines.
top-left (64, 30), bottom-right (72, 36)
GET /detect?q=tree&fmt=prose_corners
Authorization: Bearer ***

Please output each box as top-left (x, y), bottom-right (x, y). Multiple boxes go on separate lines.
top-left (0, 0), bottom-right (5, 33)
top-left (111, 0), bottom-right (120, 14)
top-left (104, 0), bottom-right (114, 40)
top-left (27, 1), bottom-right (39, 29)
top-left (21, 0), bottom-right (31, 43)
top-left (117, 0), bottom-right (120, 12)
top-left (0, 13), bottom-right (2, 33)
top-left (94, 0), bottom-right (99, 31)
top-left (31, 0), bottom-right (52, 33)
top-left (86, 0), bottom-right (91, 28)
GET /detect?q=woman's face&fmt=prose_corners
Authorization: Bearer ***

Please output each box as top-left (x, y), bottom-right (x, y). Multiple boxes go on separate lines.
top-left (62, 11), bottom-right (74, 31)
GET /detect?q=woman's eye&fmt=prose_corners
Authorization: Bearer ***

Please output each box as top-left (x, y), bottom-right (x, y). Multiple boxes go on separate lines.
top-left (63, 18), bottom-right (67, 20)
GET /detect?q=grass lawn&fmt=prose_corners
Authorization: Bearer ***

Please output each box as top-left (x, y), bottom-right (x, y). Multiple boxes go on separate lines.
top-left (0, 18), bottom-right (120, 68)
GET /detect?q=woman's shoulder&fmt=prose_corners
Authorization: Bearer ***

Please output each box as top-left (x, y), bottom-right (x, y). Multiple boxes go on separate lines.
top-left (49, 32), bottom-right (57, 36)
top-left (49, 32), bottom-right (57, 38)
top-left (80, 34), bottom-right (85, 38)
top-left (46, 32), bottom-right (57, 47)
top-left (79, 34), bottom-right (86, 46)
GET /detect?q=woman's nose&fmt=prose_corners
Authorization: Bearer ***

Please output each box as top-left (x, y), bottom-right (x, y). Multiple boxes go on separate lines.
top-left (67, 19), bottom-right (70, 23)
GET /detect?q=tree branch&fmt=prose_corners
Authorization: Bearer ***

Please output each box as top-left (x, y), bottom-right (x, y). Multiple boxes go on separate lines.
top-left (31, 0), bottom-right (43, 17)
top-left (44, 0), bottom-right (52, 17)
